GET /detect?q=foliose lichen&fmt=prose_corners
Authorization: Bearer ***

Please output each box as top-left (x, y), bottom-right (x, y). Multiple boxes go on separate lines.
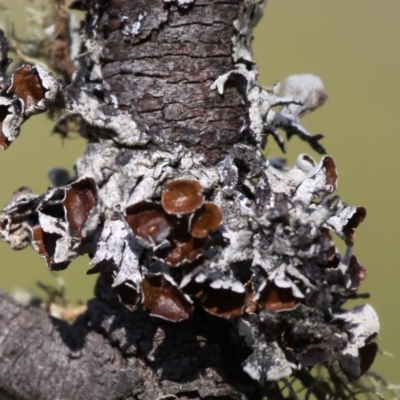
top-left (0, 0), bottom-right (379, 385)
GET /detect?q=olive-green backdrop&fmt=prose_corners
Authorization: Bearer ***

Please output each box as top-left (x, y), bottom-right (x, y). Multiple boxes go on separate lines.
top-left (1, 0), bottom-right (399, 385)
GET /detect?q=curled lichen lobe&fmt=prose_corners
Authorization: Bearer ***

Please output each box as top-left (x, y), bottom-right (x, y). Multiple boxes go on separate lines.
top-left (0, 64), bottom-right (61, 149)
top-left (0, 177), bottom-right (99, 270)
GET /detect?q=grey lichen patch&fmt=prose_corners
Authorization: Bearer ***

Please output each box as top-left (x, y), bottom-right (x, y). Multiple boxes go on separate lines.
top-left (0, 97), bottom-right (24, 149)
top-left (280, 74), bottom-right (328, 119)
top-left (334, 304), bottom-right (380, 380)
top-left (243, 339), bottom-right (292, 382)
top-left (90, 218), bottom-right (143, 289)
top-left (232, 0), bottom-right (267, 64)
top-left (214, 1), bottom-right (328, 154)
top-left (272, 74), bottom-right (328, 153)
top-left (0, 187), bottom-right (37, 250)
top-left (68, 89), bottom-right (150, 147)
top-left (164, 0), bottom-right (195, 9)
top-left (84, 36), bottom-right (103, 81)
top-left (0, 177), bottom-right (100, 270)
top-left (211, 66), bottom-right (328, 154)
top-left (121, 12), bottom-right (147, 37)
top-left (211, 66), bottom-right (295, 145)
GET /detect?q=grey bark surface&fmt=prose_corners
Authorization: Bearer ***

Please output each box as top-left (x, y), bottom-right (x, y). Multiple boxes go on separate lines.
top-left (89, 0), bottom-right (245, 165)
top-left (0, 282), bottom-right (259, 400)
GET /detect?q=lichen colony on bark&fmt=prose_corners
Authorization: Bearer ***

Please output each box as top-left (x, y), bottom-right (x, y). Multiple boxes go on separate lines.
top-left (0, 0), bottom-right (379, 395)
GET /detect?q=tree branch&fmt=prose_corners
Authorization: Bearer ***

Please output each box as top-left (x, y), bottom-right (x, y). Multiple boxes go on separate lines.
top-left (0, 280), bottom-right (261, 399)
top-left (0, 0), bottom-right (381, 398)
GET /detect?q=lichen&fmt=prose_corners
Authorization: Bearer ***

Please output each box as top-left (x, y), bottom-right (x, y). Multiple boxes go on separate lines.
top-left (0, 0), bottom-right (380, 388)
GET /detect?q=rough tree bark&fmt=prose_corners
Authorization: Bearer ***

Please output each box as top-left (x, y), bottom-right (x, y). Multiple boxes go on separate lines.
top-left (0, 1), bottom-right (380, 399)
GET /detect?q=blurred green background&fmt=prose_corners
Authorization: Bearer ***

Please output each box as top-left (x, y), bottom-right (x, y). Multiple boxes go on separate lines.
top-left (1, 0), bottom-right (399, 385)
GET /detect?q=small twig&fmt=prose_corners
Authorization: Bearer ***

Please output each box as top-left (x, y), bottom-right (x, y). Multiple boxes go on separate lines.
top-left (281, 378), bottom-right (299, 399)
top-left (296, 369), bottom-right (332, 400)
